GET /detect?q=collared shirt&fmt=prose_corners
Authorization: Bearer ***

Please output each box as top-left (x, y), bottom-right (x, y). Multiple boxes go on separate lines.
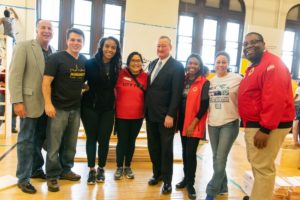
top-left (150, 54), bottom-right (171, 82)
top-left (42, 47), bottom-right (53, 62)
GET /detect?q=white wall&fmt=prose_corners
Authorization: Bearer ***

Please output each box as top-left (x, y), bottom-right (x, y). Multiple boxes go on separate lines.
top-left (0, 0), bottom-right (36, 41)
top-left (2, 0), bottom-right (300, 58)
top-left (244, 0), bottom-right (300, 55)
top-left (123, 0), bottom-right (180, 63)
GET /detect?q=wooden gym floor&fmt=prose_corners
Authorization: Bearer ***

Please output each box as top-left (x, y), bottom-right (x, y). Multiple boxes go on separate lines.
top-left (0, 131), bottom-right (299, 200)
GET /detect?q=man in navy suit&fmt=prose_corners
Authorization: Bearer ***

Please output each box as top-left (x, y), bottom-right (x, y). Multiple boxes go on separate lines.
top-left (145, 36), bottom-right (185, 194)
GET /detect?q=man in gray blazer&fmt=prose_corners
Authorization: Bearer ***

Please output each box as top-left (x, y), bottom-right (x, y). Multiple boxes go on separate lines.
top-left (9, 20), bottom-right (54, 194)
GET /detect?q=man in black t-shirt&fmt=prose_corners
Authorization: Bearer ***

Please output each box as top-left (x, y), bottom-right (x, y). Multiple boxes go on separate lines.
top-left (42, 28), bottom-right (86, 192)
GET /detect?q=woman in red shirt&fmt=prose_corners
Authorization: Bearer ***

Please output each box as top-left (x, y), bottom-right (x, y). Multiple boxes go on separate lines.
top-left (114, 52), bottom-right (147, 180)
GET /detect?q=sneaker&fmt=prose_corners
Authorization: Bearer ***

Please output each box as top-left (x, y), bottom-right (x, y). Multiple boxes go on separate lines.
top-left (87, 170), bottom-right (96, 185)
top-left (96, 167), bottom-right (105, 183)
top-left (47, 179), bottom-right (59, 192)
top-left (60, 171), bottom-right (81, 181)
top-left (124, 167), bottom-right (134, 179)
top-left (114, 167), bottom-right (123, 180)
top-left (17, 181), bottom-right (37, 194)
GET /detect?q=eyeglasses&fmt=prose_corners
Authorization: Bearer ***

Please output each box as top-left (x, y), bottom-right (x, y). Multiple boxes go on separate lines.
top-left (130, 59), bottom-right (142, 64)
top-left (243, 39), bottom-right (262, 48)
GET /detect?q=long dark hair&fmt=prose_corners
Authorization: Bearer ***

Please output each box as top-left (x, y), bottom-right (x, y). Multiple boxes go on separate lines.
top-left (185, 53), bottom-right (205, 77)
top-left (94, 36), bottom-right (122, 82)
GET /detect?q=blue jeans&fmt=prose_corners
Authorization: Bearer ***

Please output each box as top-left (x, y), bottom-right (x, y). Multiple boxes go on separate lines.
top-left (46, 108), bottom-right (80, 179)
top-left (32, 113), bottom-right (48, 173)
top-left (16, 117), bottom-right (39, 183)
top-left (206, 119), bottom-right (239, 196)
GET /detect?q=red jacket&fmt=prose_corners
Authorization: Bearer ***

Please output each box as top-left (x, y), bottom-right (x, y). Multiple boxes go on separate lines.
top-left (238, 51), bottom-right (295, 131)
top-left (115, 68), bottom-right (148, 119)
top-left (182, 76), bottom-right (208, 138)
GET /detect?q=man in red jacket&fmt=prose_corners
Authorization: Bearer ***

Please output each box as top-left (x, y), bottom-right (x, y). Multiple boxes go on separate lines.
top-left (238, 32), bottom-right (295, 200)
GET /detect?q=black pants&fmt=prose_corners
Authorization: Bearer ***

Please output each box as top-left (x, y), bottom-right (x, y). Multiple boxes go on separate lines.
top-left (81, 106), bottom-right (114, 168)
top-left (116, 118), bottom-right (143, 167)
top-left (146, 120), bottom-right (175, 184)
top-left (180, 134), bottom-right (200, 185)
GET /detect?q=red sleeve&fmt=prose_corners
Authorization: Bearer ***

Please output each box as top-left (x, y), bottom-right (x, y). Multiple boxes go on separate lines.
top-left (259, 60), bottom-right (291, 130)
top-left (142, 72), bottom-right (148, 90)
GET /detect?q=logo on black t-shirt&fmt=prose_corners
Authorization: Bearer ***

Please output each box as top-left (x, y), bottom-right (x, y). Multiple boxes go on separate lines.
top-left (70, 65), bottom-right (85, 79)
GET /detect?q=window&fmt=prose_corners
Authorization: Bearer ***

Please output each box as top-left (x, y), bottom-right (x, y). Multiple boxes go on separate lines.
top-left (177, 0), bottom-right (245, 72)
top-left (73, 0), bottom-right (92, 57)
top-left (225, 22), bottom-right (240, 72)
top-left (202, 18), bottom-right (218, 70)
top-left (176, 16), bottom-right (194, 65)
top-left (39, 0), bottom-right (60, 50)
top-left (37, 0), bottom-right (126, 56)
top-left (282, 30), bottom-right (295, 73)
top-left (283, 5), bottom-right (300, 79)
top-left (103, 4), bottom-right (122, 41)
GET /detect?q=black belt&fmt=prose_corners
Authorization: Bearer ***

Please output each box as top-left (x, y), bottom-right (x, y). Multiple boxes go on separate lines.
top-left (241, 121), bottom-right (293, 129)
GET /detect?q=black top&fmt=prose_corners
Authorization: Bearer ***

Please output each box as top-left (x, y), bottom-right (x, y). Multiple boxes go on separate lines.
top-left (44, 51), bottom-right (86, 110)
top-left (42, 47), bottom-right (53, 61)
top-left (81, 52), bottom-right (119, 112)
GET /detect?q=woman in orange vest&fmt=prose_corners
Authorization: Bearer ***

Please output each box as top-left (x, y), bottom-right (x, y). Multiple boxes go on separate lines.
top-left (205, 52), bottom-right (242, 200)
top-left (176, 54), bottom-right (209, 200)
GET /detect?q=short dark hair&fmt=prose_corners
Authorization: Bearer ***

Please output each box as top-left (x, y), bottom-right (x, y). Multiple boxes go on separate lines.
top-left (66, 28), bottom-right (85, 42)
top-left (126, 51), bottom-right (143, 67)
top-left (186, 53), bottom-right (205, 76)
top-left (215, 51), bottom-right (230, 64)
top-left (4, 9), bottom-right (10, 18)
top-left (246, 32), bottom-right (265, 43)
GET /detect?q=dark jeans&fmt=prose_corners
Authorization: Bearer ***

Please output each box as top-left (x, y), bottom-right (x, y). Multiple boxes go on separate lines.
top-left (32, 113), bottom-right (48, 174)
top-left (46, 108), bottom-right (80, 179)
top-left (16, 117), bottom-right (39, 183)
top-left (146, 120), bottom-right (175, 184)
top-left (180, 134), bottom-right (200, 185)
top-left (81, 105), bottom-right (114, 168)
top-left (116, 118), bottom-right (143, 167)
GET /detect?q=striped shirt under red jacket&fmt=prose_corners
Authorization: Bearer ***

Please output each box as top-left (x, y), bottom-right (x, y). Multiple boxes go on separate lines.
top-left (115, 68), bottom-right (148, 119)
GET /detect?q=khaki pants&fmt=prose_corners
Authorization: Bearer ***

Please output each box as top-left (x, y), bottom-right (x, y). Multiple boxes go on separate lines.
top-left (244, 128), bottom-right (289, 200)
